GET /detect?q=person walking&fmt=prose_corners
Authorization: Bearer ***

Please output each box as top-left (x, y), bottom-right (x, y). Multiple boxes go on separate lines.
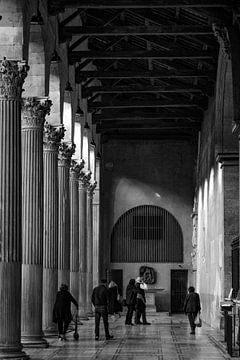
top-left (183, 286), bottom-right (201, 335)
top-left (125, 278), bottom-right (137, 325)
top-left (135, 277), bottom-right (151, 325)
top-left (108, 280), bottom-right (122, 320)
top-left (91, 279), bottom-right (114, 340)
top-left (52, 284), bottom-right (78, 341)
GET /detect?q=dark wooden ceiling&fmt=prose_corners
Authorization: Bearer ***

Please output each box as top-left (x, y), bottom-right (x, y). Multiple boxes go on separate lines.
top-left (49, 0), bottom-right (239, 140)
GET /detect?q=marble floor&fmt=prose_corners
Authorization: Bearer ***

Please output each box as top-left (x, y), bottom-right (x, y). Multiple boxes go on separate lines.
top-left (27, 313), bottom-right (238, 360)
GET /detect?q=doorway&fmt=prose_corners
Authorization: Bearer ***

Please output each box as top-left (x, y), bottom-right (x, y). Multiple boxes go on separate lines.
top-left (171, 269), bottom-right (188, 313)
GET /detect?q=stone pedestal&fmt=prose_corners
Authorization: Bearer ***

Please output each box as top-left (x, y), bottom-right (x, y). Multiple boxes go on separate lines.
top-left (0, 59), bottom-right (29, 359)
top-left (58, 142), bottom-right (75, 287)
top-left (145, 291), bottom-right (156, 312)
top-left (78, 171), bottom-right (91, 319)
top-left (21, 97), bottom-right (52, 347)
top-left (43, 123), bottom-right (64, 332)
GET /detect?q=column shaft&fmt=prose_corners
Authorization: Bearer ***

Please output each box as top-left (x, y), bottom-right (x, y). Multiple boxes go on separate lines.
top-left (21, 98), bottom-right (51, 347)
top-left (78, 175), bottom-right (89, 319)
top-left (70, 162), bottom-right (81, 302)
top-left (58, 142), bottom-right (75, 287)
top-left (0, 59), bottom-right (28, 359)
top-left (86, 185), bottom-right (95, 315)
top-left (43, 124), bottom-right (64, 332)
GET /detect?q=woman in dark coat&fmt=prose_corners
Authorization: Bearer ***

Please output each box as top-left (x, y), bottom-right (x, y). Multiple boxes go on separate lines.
top-left (53, 284), bottom-right (78, 340)
top-left (125, 278), bottom-right (137, 325)
top-left (108, 281), bottom-right (122, 318)
top-left (183, 286), bottom-right (201, 335)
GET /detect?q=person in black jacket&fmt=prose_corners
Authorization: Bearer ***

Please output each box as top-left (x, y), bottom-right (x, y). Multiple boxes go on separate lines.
top-left (183, 286), bottom-right (201, 335)
top-left (91, 279), bottom-right (114, 340)
top-left (53, 284), bottom-right (78, 341)
top-left (125, 278), bottom-right (137, 325)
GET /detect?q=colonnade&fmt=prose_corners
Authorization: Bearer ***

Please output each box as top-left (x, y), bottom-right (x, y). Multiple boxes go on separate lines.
top-left (0, 58), bottom-right (98, 359)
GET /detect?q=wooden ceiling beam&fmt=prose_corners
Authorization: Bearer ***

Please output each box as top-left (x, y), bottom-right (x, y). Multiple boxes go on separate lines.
top-left (62, 25), bottom-right (213, 36)
top-left (76, 70), bottom-right (214, 82)
top-left (70, 49), bottom-right (217, 61)
top-left (49, 0), bottom-right (236, 9)
top-left (92, 113), bottom-right (202, 123)
top-left (83, 85), bottom-right (205, 97)
top-left (89, 100), bottom-right (203, 110)
top-left (96, 120), bottom-right (201, 131)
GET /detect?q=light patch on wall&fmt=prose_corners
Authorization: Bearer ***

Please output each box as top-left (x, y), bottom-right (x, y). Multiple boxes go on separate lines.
top-left (218, 162), bottom-right (223, 189)
top-left (209, 168), bottom-right (214, 200)
top-left (63, 95), bottom-right (72, 142)
top-left (155, 192), bottom-right (161, 198)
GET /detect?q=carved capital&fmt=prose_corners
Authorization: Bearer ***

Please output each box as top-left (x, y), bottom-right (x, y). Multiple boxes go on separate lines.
top-left (58, 142), bottom-right (76, 166)
top-left (22, 97), bottom-right (52, 129)
top-left (43, 122), bottom-right (65, 151)
top-left (87, 180), bottom-right (97, 197)
top-left (79, 170), bottom-right (92, 189)
top-left (0, 58), bottom-right (29, 99)
top-left (212, 23), bottom-right (231, 59)
top-left (70, 159), bottom-right (85, 179)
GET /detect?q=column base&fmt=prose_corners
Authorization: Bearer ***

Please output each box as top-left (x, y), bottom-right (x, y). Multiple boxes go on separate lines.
top-left (21, 336), bottom-right (48, 348)
top-left (0, 346), bottom-right (29, 359)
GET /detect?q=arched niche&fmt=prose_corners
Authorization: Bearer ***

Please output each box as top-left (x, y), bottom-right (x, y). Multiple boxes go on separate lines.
top-left (111, 205), bottom-right (183, 263)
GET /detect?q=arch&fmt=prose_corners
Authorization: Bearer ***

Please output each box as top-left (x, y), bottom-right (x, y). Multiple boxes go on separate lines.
top-left (111, 205), bottom-right (183, 263)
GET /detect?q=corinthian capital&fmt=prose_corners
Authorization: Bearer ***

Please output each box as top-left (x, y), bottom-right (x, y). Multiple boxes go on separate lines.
top-left (79, 170), bottom-right (92, 188)
top-left (22, 97), bottom-right (52, 129)
top-left (43, 122), bottom-right (65, 151)
top-left (70, 159), bottom-right (85, 179)
top-left (58, 142), bottom-right (76, 166)
top-left (87, 180), bottom-right (97, 197)
top-left (212, 23), bottom-right (231, 59)
top-left (0, 58), bottom-right (29, 99)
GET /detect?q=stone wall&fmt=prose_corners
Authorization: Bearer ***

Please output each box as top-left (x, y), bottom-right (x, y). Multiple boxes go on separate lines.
top-left (196, 53), bottom-right (239, 328)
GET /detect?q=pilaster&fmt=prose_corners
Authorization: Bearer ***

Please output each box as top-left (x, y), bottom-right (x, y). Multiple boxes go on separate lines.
top-left (21, 97), bottom-right (52, 347)
top-left (0, 58), bottom-right (29, 359)
top-left (43, 123), bottom-right (64, 332)
top-left (58, 141), bottom-right (75, 287)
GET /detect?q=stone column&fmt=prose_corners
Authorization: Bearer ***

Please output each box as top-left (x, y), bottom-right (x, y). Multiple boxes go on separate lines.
top-left (93, 157), bottom-right (100, 288)
top-left (58, 142), bottom-right (75, 287)
top-left (0, 59), bottom-right (28, 359)
top-left (78, 170), bottom-right (91, 319)
top-left (86, 182), bottom-right (97, 316)
top-left (21, 97), bottom-right (52, 347)
top-left (42, 123), bottom-right (64, 332)
top-left (70, 159), bottom-right (84, 303)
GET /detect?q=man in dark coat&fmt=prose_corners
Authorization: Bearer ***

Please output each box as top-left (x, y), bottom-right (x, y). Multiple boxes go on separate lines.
top-left (183, 286), bottom-right (201, 335)
top-left (92, 279), bottom-right (114, 340)
top-left (125, 278), bottom-right (137, 325)
top-left (53, 284), bottom-right (78, 340)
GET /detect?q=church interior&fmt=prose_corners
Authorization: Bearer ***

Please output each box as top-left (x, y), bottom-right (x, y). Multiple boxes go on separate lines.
top-left (1, 0), bottom-right (240, 359)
